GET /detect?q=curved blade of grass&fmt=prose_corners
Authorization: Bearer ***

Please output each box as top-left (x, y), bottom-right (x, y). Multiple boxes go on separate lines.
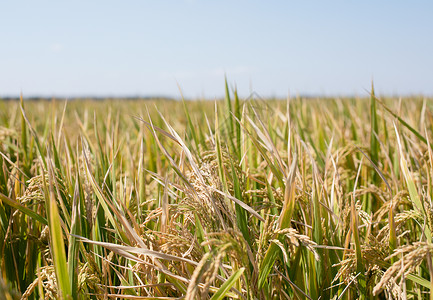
top-left (258, 156), bottom-right (297, 289)
top-left (354, 145), bottom-right (392, 194)
top-left (395, 125), bottom-right (431, 241)
top-left (376, 95), bottom-right (428, 146)
top-left (208, 186), bottom-right (264, 222)
top-left (210, 268), bottom-right (245, 300)
top-left (394, 127), bottom-right (422, 211)
top-left (74, 235), bottom-right (199, 266)
top-left (0, 192), bottom-right (47, 225)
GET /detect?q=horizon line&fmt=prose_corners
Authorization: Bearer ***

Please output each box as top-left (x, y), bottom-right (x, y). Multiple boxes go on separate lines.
top-left (1, 91), bottom-right (433, 101)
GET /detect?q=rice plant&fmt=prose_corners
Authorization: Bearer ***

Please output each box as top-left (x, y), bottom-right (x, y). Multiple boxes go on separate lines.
top-left (0, 88), bottom-right (433, 299)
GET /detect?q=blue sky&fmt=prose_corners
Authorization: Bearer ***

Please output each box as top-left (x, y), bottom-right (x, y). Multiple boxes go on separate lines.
top-left (1, 1), bottom-right (432, 98)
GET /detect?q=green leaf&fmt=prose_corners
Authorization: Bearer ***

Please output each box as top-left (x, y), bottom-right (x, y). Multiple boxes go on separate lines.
top-left (370, 83), bottom-right (379, 174)
top-left (68, 179), bottom-right (81, 300)
top-left (49, 183), bottom-right (72, 299)
top-left (0, 192), bottom-right (47, 225)
top-left (210, 268), bottom-right (245, 300)
top-left (258, 157), bottom-right (297, 289)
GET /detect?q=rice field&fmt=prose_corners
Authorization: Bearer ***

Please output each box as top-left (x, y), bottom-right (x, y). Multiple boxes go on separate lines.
top-left (1, 86), bottom-right (433, 299)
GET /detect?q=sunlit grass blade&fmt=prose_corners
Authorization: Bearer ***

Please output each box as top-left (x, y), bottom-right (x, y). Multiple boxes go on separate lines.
top-left (225, 77), bottom-right (234, 136)
top-left (181, 96), bottom-right (200, 157)
top-left (351, 158), bottom-right (366, 296)
top-left (233, 87), bottom-right (242, 159)
top-left (258, 156), bottom-right (297, 289)
top-left (370, 83), bottom-right (379, 177)
top-left (19, 98), bottom-right (47, 168)
top-left (0, 192), bottom-right (47, 225)
top-left (210, 268), bottom-right (245, 300)
top-left (19, 93), bottom-right (29, 172)
top-left (376, 95), bottom-right (428, 146)
top-left (230, 160), bottom-right (251, 247)
top-left (68, 178), bottom-right (81, 300)
top-left (394, 125), bottom-right (430, 240)
top-left (48, 176), bottom-right (72, 299)
top-left (394, 126), bottom-right (423, 212)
